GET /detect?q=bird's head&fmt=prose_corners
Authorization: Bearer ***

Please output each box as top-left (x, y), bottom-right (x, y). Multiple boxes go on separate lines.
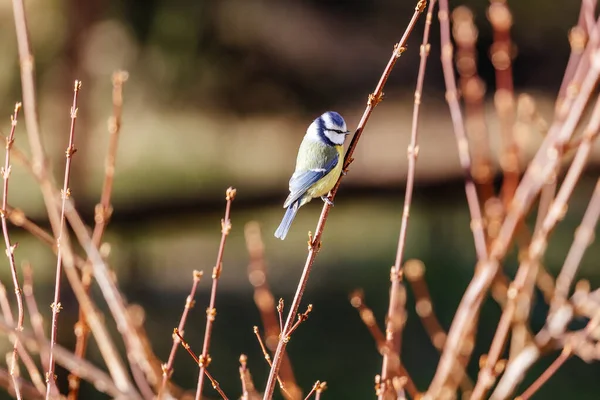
top-left (308, 111), bottom-right (351, 146)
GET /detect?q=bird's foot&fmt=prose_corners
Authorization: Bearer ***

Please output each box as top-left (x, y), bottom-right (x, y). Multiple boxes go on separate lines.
top-left (321, 195), bottom-right (334, 206)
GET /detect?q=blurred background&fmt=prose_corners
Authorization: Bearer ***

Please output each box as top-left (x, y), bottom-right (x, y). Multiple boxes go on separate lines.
top-left (0, 0), bottom-right (600, 398)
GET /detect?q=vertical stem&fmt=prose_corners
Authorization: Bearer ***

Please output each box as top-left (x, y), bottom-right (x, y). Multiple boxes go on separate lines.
top-left (379, 1), bottom-right (436, 397)
top-left (195, 188), bottom-right (236, 400)
top-left (1, 103), bottom-right (24, 399)
top-left (46, 80), bottom-right (81, 399)
top-left (69, 71), bottom-right (128, 400)
top-left (263, 3), bottom-right (428, 398)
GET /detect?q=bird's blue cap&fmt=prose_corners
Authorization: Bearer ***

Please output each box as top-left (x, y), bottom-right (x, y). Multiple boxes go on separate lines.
top-left (324, 111), bottom-right (346, 128)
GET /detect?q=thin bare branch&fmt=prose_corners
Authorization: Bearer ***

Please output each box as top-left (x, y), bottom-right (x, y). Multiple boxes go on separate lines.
top-left (70, 70), bottom-right (129, 400)
top-left (263, 2), bottom-right (428, 396)
top-left (195, 187), bottom-right (236, 399)
top-left (159, 270), bottom-right (203, 398)
top-left (380, 1), bottom-right (436, 397)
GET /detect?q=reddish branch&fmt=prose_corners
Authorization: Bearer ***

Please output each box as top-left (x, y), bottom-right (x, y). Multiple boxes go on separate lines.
top-left (194, 187), bottom-right (236, 400)
top-left (379, 1), bottom-right (436, 397)
top-left (263, 2), bottom-right (428, 397)
top-left (46, 80), bottom-right (81, 399)
top-left (1, 103), bottom-right (24, 399)
top-left (69, 70), bottom-right (128, 400)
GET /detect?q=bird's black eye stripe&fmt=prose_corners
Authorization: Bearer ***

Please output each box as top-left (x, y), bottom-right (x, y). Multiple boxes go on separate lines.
top-left (327, 129), bottom-right (345, 134)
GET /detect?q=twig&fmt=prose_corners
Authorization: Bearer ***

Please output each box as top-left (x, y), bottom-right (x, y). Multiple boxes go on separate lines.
top-left (315, 382), bottom-right (326, 400)
top-left (195, 187), bottom-right (236, 400)
top-left (515, 347), bottom-right (571, 400)
top-left (303, 381), bottom-right (319, 400)
top-left (1, 102), bottom-right (24, 400)
top-left (22, 262), bottom-right (48, 369)
top-left (70, 70), bottom-right (128, 400)
top-left (263, 3), bottom-right (427, 397)
top-left (11, 1), bottom-right (142, 397)
top-left (245, 222), bottom-right (299, 396)
top-left (427, 9), bottom-right (600, 399)
top-left (472, 93), bottom-right (600, 400)
top-left (158, 270), bottom-right (203, 398)
top-left (488, 0), bottom-right (519, 205)
top-left (46, 80), bottom-right (81, 399)
top-left (174, 329), bottom-right (229, 400)
top-left (553, 179), bottom-right (600, 308)
top-left (349, 291), bottom-right (419, 399)
top-left (403, 260), bottom-right (474, 395)
top-left (452, 6), bottom-right (494, 204)
top-left (0, 315), bottom-right (131, 399)
top-left (0, 367), bottom-right (43, 400)
top-left (253, 326), bottom-right (291, 398)
top-left (239, 354), bottom-right (260, 400)
top-left (379, 1), bottom-right (436, 397)
top-left (439, 0), bottom-right (488, 261)
top-left (0, 280), bottom-right (45, 396)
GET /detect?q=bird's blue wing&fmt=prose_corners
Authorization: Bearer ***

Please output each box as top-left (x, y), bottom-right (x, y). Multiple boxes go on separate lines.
top-left (283, 152), bottom-right (339, 208)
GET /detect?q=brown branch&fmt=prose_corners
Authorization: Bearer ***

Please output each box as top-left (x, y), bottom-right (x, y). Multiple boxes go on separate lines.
top-left (1, 102), bottom-right (25, 400)
top-left (263, 2), bottom-right (427, 397)
top-left (46, 80), bottom-right (81, 399)
top-left (515, 348), bottom-right (571, 400)
top-left (239, 354), bottom-right (260, 400)
top-left (349, 290), bottom-right (419, 399)
top-left (452, 6), bottom-right (495, 205)
top-left (158, 270), bottom-right (203, 398)
top-left (174, 329), bottom-right (229, 400)
top-left (380, 1), bottom-right (436, 397)
top-left (253, 326), bottom-right (292, 399)
top-left (553, 178), bottom-right (600, 309)
top-left (195, 187), bottom-right (236, 400)
top-left (488, 0), bottom-right (519, 206)
top-left (0, 315), bottom-right (126, 398)
top-left (403, 260), bottom-right (473, 396)
top-left (244, 222), bottom-right (300, 397)
top-left (427, 8), bottom-right (600, 399)
top-left (472, 94), bottom-right (600, 399)
top-left (70, 70), bottom-right (128, 400)
top-left (11, 1), bottom-right (142, 397)
top-left (439, 0), bottom-right (488, 261)
top-left (315, 382), bottom-right (327, 400)
top-left (0, 280), bottom-right (45, 397)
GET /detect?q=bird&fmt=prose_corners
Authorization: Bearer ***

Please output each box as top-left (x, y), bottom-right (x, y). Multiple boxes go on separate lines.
top-left (274, 111), bottom-right (351, 240)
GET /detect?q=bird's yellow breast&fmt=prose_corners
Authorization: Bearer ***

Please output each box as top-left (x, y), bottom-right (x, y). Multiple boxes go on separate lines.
top-left (305, 145), bottom-right (344, 199)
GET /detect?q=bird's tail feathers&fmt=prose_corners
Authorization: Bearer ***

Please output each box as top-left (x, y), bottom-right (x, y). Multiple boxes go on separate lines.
top-left (274, 201), bottom-right (300, 240)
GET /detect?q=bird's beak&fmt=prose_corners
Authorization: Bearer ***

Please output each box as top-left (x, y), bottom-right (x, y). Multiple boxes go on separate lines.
top-left (344, 130), bottom-right (351, 135)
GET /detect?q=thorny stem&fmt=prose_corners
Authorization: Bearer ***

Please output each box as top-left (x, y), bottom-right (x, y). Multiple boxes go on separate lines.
top-left (69, 70), bottom-right (128, 400)
top-left (1, 103), bottom-right (24, 400)
top-left (379, 1), bottom-right (436, 397)
top-left (263, 2), bottom-right (427, 397)
top-left (46, 80), bottom-right (81, 400)
top-left (195, 187), bottom-right (236, 400)
top-left (158, 270), bottom-right (203, 398)
top-left (174, 329), bottom-right (229, 400)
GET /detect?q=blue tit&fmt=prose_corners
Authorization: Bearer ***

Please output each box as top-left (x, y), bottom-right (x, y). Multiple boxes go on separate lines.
top-left (274, 111), bottom-right (351, 240)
